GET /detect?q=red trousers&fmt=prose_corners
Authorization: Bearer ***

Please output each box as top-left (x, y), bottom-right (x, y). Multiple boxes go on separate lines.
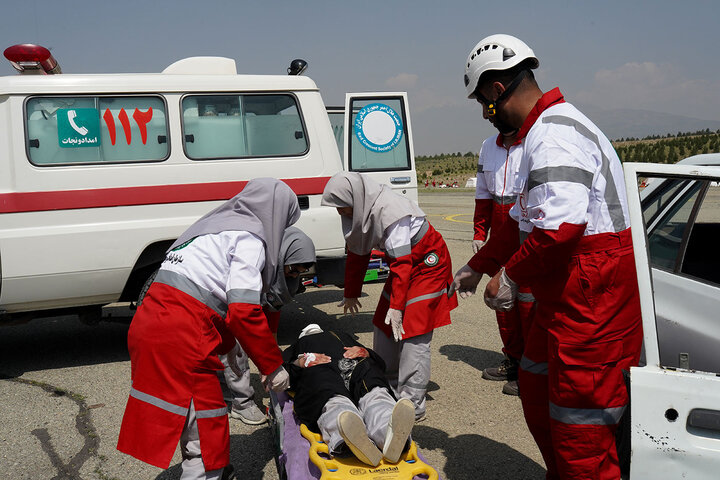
top-left (519, 229), bottom-right (642, 479)
top-left (496, 286), bottom-right (534, 361)
top-left (117, 283), bottom-right (230, 471)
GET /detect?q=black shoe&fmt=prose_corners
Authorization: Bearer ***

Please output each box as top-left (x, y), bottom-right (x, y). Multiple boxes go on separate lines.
top-left (502, 380), bottom-right (519, 396)
top-left (482, 356), bottom-right (519, 381)
top-left (221, 464), bottom-right (237, 480)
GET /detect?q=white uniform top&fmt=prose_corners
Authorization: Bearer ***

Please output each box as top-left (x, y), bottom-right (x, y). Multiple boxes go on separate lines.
top-left (510, 102), bottom-right (631, 235)
top-left (475, 135), bottom-right (524, 204)
top-left (380, 216), bottom-right (425, 258)
top-left (157, 231), bottom-right (265, 316)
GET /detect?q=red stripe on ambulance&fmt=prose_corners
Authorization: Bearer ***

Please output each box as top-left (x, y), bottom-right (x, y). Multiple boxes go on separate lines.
top-left (0, 177), bottom-right (331, 213)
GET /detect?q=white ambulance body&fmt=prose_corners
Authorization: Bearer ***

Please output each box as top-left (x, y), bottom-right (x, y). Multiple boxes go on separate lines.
top-left (0, 46), bottom-right (417, 320)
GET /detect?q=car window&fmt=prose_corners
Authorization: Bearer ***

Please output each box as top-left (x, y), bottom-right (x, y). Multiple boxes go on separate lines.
top-left (643, 177), bottom-right (704, 271)
top-left (26, 96), bottom-right (169, 165)
top-left (642, 176), bottom-right (720, 286)
top-left (181, 94), bottom-right (308, 159)
top-left (680, 183), bottom-right (720, 285)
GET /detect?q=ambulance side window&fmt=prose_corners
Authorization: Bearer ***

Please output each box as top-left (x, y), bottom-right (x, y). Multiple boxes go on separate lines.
top-left (181, 94), bottom-right (308, 160)
top-left (25, 96), bottom-right (169, 165)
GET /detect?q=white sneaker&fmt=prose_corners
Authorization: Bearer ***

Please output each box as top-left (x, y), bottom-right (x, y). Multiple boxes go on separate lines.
top-left (337, 411), bottom-right (382, 467)
top-left (382, 399), bottom-right (415, 463)
top-left (230, 404), bottom-right (267, 425)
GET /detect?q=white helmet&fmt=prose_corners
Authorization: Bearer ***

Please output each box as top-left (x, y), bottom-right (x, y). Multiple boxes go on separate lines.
top-left (464, 34), bottom-right (539, 98)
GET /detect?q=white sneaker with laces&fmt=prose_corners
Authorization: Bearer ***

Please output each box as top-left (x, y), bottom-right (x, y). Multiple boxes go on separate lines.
top-left (230, 404), bottom-right (267, 425)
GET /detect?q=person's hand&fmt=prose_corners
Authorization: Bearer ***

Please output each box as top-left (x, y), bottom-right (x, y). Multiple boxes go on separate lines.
top-left (472, 239), bottom-right (486, 253)
top-left (298, 352), bottom-right (332, 368)
top-left (261, 366), bottom-right (290, 392)
top-left (484, 267), bottom-right (518, 311)
top-left (449, 264), bottom-right (482, 299)
top-left (384, 308), bottom-right (405, 342)
top-left (337, 297), bottom-right (361, 315)
top-left (343, 346), bottom-right (369, 359)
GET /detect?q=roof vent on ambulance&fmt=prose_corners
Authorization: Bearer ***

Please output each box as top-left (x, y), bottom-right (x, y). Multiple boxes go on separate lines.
top-left (3, 44), bottom-right (62, 75)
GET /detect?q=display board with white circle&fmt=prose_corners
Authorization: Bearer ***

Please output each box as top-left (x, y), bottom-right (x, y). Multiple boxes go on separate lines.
top-left (354, 103), bottom-right (403, 153)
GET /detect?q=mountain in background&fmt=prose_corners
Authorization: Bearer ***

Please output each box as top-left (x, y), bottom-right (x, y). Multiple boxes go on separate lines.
top-left (411, 103), bottom-right (720, 156)
top-left (575, 104), bottom-right (720, 141)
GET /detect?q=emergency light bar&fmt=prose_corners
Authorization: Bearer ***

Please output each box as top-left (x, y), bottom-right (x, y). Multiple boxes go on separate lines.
top-left (3, 44), bottom-right (61, 74)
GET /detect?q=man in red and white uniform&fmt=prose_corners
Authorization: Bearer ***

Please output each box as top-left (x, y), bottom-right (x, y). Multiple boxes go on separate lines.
top-left (322, 172), bottom-right (458, 422)
top-left (457, 35), bottom-right (642, 479)
top-left (117, 178), bottom-right (299, 480)
top-left (469, 131), bottom-right (534, 396)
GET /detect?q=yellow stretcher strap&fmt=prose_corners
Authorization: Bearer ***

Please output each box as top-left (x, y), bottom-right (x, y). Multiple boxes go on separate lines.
top-left (299, 424), bottom-right (439, 480)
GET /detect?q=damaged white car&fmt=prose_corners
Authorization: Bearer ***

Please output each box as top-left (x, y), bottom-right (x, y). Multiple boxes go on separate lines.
top-left (624, 153), bottom-right (720, 479)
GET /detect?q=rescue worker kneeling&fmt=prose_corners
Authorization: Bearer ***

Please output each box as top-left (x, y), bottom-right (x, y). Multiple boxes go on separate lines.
top-left (283, 324), bottom-right (415, 467)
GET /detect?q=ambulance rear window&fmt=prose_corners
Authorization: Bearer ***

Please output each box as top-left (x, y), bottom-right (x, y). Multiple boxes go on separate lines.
top-left (25, 96), bottom-right (169, 165)
top-left (181, 94), bottom-right (308, 160)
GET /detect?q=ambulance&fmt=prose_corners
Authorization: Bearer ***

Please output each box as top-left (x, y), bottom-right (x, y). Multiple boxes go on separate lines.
top-left (0, 44), bottom-right (418, 322)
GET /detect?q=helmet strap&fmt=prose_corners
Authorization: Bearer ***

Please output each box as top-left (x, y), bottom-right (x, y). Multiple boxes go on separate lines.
top-left (482, 69), bottom-right (529, 117)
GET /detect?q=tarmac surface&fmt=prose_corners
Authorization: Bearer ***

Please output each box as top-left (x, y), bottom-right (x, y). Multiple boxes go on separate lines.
top-left (0, 190), bottom-right (547, 480)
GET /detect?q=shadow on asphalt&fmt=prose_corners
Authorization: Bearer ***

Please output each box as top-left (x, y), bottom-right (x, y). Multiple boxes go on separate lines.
top-left (155, 423), bottom-right (547, 480)
top-left (413, 424), bottom-right (546, 480)
top-left (156, 428), bottom-right (277, 480)
top-left (438, 344), bottom-right (506, 373)
top-left (0, 308), bottom-right (132, 378)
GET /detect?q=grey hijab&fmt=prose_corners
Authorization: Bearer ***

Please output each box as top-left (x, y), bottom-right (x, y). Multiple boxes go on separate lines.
top-left (321, 172), bottom-right (425, 255)
top-left (169, 178), bottom-right (300, 290)
top-left (265, 226), bottom-right (316, 311)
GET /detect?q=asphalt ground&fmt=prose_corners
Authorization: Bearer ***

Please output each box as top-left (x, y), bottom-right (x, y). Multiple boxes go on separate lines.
top-left (0, 190), bottom-right (547, 480)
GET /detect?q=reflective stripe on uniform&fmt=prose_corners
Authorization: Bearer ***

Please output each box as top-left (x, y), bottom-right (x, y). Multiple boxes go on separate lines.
top-left (528, 165), bottom-right (594, 192)
top-left (226, 288), bottom-right (261, 306)
top-left (541, 115), bottom-right (626, 232)
top-left (549, 401), bottom-right (625, 425)
top-left (195, 407), bottom-right (231, 419)
top-left (382, 287), bottom-right (449, 308)
top-left (154, 269), bottom-right (227, 317)
top-left (130, 387), bottom-right (189, 416)
top-left (520, 355), bottom-right (548, 375)
top-left (386, 220), bottom-right (429, 258)
top-left (386, 243), bottom-right (411, 259)
top-left (411, 220), bottom-right (429, 246)
top-left (517, 291), bottom-right (535, 302)
top-left (491, 194), bottom-right (516, 205)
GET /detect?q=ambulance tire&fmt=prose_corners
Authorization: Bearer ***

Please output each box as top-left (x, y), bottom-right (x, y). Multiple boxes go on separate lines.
top-left (137, 269), bottom-right (159, 307)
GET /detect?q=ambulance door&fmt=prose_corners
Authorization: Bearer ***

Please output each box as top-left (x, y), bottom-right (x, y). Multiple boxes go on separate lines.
top-left (343, 93), bottom-right (418, 204)
top-left (624, 162), bottom-right (720, 479)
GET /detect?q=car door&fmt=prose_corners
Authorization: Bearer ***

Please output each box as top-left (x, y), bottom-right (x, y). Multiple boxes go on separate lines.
top-left (624, 162), bottom-right (720, 479)
top-left (333, 93), bottom-right (418, 204)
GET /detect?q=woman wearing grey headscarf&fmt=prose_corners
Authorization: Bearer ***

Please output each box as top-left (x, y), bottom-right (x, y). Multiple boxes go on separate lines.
top-left (118, 178), bottom-right (300, 480)
top-left (222, 226), bottom-right (316, 425)
top-left (322, 172), bottom-right (458, 422)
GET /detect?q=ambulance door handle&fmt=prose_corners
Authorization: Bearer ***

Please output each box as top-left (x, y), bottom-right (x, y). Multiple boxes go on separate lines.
top-left (29, 139), bottom-right (40, 148)
top-left (688, 408), bottom-right (720, 434)
top-left (185, 134), bottom-right (195, 143)
top-left (391, 176), bottom-right (411, 184)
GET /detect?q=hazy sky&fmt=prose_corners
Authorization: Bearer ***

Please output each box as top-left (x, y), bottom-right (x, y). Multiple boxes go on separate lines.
top-left (2, 0), bottom-right (719, 155)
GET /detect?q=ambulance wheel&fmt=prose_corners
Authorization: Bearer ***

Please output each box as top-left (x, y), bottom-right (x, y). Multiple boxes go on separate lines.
top-left (137, 269), bottom-right (159, 307)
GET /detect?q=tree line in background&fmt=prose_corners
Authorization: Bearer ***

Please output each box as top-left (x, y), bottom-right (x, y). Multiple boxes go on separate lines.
top-left (416, 128), bottom-right (720, 187)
